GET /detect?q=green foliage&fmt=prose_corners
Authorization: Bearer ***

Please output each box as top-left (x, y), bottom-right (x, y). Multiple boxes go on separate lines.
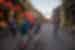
top-left (16, 0), bottom-right (20, 4)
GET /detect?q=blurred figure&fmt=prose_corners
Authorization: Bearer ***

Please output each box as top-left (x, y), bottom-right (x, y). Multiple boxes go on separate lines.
top-left (0, 4), bottom-right (13, 50)
top-left (0, 0), bottom-right (22, 50)
top-left (8, 10), bottom-right (16, 37)
top-left (52, 6), bottom-right (61, 38)
top-left (47, 0), bottom-right (75, 49)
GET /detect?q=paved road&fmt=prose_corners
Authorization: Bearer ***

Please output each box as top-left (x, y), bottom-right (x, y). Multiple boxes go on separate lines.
top-left (39, 23), bottom-right (58, 50)
top-left (35, 22), bottom-right (74, 50)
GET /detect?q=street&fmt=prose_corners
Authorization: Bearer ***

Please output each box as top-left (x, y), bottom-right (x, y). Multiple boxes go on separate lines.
top-left (35, 22), bottom-right (74, 50)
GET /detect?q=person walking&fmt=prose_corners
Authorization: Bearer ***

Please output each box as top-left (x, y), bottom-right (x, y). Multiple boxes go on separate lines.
top-left (52, 6), bottom-right (61, 39)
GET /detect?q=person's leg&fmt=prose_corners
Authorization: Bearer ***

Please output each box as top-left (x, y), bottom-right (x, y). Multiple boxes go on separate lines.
top-left (53, 23), bottom-right (60, 39)
top-left (34, 24), bottom-right (40, 34)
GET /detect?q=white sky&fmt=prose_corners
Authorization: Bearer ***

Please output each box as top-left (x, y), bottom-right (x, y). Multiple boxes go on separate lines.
top-left (31, 0), bottom-right (62, 18)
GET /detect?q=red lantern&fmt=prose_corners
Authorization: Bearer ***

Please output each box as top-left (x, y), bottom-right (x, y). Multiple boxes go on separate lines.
top-left (4, 1), bottom-right (13, 10)
top-left (0, 0), bottom-right (5, 4)
top-left (14, 4), bottom-right (21, 12)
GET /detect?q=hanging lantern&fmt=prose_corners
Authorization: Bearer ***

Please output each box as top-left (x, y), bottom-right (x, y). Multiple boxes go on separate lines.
top-left (0, 0), bottom-right (5, 4)
top-left (4, 1), bottom-right (13, 10)
top-left (14, 4), bottom-right (21, 12)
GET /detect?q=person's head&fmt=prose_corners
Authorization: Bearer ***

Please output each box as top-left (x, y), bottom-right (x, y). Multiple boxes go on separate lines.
top-left (8, 10), bottom-right (15, 22)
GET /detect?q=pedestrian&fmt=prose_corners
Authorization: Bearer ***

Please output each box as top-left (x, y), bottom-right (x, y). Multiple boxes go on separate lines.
top-left (0, 5), bottom-right (13, 50)
top-left (8, 10), bottom-right (16, 37)
top-left (52, 6), bottom-right (61, 38)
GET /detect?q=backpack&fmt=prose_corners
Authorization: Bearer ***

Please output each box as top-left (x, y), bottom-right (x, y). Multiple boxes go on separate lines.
top-left (21, 20), bottom-right (31, 36)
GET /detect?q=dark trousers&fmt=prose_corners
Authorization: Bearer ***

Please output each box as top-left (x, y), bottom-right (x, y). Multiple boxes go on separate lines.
top-left (53, 24), bottom-right (60, 39)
